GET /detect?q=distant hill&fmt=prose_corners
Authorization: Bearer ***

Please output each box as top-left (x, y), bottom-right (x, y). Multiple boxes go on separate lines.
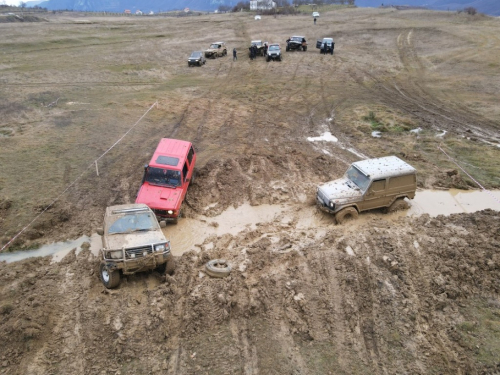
top-left (429, 0), bottom-right (499, 15)
top-left (37, 0), bottom-right (227, 12)
top-left (355, 0), bottom-right (499, 15)
top-left (34, 0), bottom-right (499, 16)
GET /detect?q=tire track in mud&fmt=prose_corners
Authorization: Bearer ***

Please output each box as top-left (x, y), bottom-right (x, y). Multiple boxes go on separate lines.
top-left (230, 319), bottom-right (259, 375)
top-left (433, 30), bottom-right (500, 71)
top-left (166, 60), bottom-right (232, 141)
top-left (305, 249), bottom-right (350, 370)
top-left (347, 29), bottom-right (500, 144)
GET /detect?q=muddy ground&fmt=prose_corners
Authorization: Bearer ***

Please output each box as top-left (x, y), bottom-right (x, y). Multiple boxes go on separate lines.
top-left (0, 7), bottom-right (500, 375)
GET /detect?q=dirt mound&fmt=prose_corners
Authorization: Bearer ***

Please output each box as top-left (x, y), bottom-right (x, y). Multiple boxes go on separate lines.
top-left (1, 210), bottom-right (499, 374)
top-left (0, 14), bottom-right (46, 23)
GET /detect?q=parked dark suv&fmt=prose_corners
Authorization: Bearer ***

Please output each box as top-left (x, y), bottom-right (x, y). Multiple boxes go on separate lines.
top-left (316, 38), bottom-right (335, 54)
top-left (286, 36), bottom-right (307, 52)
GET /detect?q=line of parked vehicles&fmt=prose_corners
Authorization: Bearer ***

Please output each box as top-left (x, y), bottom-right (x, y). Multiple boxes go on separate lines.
top-left (187, 35), bottom-right (335, 67)
top-left (96, 136), bottom-right (417, 289)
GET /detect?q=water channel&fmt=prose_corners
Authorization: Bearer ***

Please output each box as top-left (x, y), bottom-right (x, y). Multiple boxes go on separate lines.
top-left (1, 189), bottom-right (499, 263)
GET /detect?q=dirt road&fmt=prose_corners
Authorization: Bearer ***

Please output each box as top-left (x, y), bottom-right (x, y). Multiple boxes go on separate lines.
top-left (0, 7), bottom-right (499, 374)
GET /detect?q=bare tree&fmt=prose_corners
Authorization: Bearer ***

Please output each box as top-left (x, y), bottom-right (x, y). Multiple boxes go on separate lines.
top-left (464, 7), bottom-right (477, 15)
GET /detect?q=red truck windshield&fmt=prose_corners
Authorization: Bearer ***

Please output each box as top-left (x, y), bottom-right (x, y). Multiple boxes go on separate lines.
top-left (145, 167), bottom-right (181, 187)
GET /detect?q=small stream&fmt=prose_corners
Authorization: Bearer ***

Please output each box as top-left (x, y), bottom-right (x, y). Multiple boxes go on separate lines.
top-left (1, 189), bottom-right (499, 264)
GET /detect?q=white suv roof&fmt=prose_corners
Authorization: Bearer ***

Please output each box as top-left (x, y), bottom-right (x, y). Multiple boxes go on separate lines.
top-left (352, 156), bottom-right (416, 180)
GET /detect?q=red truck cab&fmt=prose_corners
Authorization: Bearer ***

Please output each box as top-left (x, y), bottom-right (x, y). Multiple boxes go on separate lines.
top-left (135, 138), bottom-right (196, 223)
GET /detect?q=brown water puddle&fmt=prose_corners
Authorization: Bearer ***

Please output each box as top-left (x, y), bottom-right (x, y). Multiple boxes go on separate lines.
top-left (2, 190), bottom-right (499, 263)
top-left (403, 189), bottom-right (500, 217)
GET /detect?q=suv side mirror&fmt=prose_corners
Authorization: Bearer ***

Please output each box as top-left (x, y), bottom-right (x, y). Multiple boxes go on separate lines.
top-left (96, 228), bottom-right (104, 236)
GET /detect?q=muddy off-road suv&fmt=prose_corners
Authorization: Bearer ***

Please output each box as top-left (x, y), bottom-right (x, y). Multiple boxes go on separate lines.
top-left (205, 42), bottom-right (227, 58)
top-left (286, 36), bottom-right (307, 52)
top-left (135, 138), bottom-right (196, 224)
top-left (96, 204), bottom-right (175, 289)
top-left (248, 40), bottom-right (266, 57)
top-left (316, 37), bottom-right (335, 54)
top-left (316, 156), bottom-right (417, 223)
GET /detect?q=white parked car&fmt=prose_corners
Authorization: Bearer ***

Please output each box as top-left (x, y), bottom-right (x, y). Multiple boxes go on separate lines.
top-left (255, 15), bottom-right (261, 20)
top-left (312, 12), bottom-right (320, 17)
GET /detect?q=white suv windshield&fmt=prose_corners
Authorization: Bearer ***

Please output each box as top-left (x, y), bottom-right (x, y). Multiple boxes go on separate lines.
top-left (269, 45), bottom-right (279, 51)
top-left (108, 213), bottom-right (158, 234)
top-left (346, 166), bottom-right (371, 191)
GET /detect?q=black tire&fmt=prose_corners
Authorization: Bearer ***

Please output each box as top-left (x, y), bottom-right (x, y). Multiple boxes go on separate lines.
top-left (387, 198), bottom-right (409, 213)
top-left (198, 61), bottom-right (201, 66)
top-left (335, 207), bottom-right (358, 224)
top-left (303, 46), bottom-right (307, 51)
top-left (155, 262), bottom-right (166, 273)
top-left (165, 257), bottom-right (176, 275)
top-left (100, 263), bottom-right (121, 289)
top-left (205, 259), bottom-right (231, 278)
top-left (172, 209), bottom-right (181, 224)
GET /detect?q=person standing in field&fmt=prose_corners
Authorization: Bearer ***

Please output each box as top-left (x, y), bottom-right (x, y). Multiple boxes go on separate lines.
top-left (314, 17), bottom-right (317, 25)
top-left (233, 48), bottom-right (237, 61)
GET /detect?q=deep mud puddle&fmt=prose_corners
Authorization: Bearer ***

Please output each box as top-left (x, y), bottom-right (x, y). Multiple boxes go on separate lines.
top-left (2, 189), bottom-right (499, 262)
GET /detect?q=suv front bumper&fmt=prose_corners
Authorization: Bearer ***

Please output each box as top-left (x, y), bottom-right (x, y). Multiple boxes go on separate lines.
top-left (103, 251), bottom-right (172, 275)
top-left (316, 194), bottom-right (336, 213)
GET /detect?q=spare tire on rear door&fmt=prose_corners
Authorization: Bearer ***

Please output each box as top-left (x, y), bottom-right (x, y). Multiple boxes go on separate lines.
top-left (205, 259), bottom-right (231, 278)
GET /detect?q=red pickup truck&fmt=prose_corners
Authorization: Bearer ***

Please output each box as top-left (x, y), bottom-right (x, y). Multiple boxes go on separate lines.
top-left (135, 138), bottom-right (196, 224)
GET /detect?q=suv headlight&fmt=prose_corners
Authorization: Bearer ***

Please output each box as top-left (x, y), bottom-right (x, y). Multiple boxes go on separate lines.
top-left (155, 242), bottom-right (170, 252)
top-left (106, 250), bottom-right (122, 259)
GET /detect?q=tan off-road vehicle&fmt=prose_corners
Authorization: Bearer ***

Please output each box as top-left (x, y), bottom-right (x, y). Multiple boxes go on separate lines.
top-left (204, 42), bottom-right (227, 59)
top-left (96, 203), bottom-right (175, 288)
top-left (316, 156), bottom-right (417, 223)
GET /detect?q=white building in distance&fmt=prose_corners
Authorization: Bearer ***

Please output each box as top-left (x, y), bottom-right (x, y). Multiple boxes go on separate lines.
top-left (250, 0), bottom-right (277, 10)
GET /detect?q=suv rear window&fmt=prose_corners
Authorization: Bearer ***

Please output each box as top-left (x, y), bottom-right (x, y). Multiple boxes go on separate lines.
top-left (156, 156), bottom-right (179, 166)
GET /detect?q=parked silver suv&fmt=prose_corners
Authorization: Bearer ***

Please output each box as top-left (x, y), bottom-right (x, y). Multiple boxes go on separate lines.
top-left (316, 156), bottom-right (417, 223)
top-left (96, 203), bottom-right (175, 288)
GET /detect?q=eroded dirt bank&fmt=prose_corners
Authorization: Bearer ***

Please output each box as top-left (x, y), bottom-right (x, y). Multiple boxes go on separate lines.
top-left (1, 209), bottom-right (499, 374)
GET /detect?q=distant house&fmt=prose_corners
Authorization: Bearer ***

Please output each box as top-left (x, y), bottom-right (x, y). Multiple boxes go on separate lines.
top-left (124, 9), bottom-right (131, 14)
top-left (250, 0), bottom-right (276, 10)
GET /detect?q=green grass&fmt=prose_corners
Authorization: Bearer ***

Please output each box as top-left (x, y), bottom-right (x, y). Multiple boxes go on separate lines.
top-left (456, 299), bottom-right (500, 367)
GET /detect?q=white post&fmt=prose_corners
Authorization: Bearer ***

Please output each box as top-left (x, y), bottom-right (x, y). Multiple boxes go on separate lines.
top-left (95, 160), bottom-right (99, 176)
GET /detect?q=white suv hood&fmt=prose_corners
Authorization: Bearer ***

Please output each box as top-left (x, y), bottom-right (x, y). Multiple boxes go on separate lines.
top-left (105, 230), bottom-right (167, 250)
top-left (318, 178), bottom-right (363, 201)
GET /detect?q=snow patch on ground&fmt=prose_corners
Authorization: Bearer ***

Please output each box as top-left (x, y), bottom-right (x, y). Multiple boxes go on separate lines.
top-left (307, 132), bottom-right (338, 142)
top-left (436, 130), bottom-right (447, 137)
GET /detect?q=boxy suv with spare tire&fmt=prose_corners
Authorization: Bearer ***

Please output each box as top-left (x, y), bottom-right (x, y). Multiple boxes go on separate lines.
top-left (96, 203), bottom-right (175, 289)
top-left (316, 156), bottom-right (417, 223)
top-left (135, 138), bottom-right (196, 224)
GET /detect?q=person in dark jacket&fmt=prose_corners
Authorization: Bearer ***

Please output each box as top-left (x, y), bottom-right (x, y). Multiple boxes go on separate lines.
top-left (233, 48), bottom-right (237, 61)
